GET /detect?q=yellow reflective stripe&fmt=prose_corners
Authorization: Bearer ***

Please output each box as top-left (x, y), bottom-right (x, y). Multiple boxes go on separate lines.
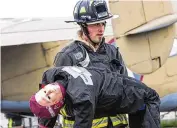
top-left (63, 117), bottom-right (108, 128)
top-left (112, 119), bottom-right (127, 126)
top-left (92, 117), bottom-right (108, 128)
top-left (92, 117), bottom-right (107, 123)
top-left (112, 115), bottom-right (123, 122)
top-left (60, 105), bottom-right (68, 117)
top-left (92, 123), bottom-right (107, 128)
top-left (8, 118), bottom-right (13, 128)
top-left (62, 114), bottom-right (127, 128)
top-left (110, 114), bottom-right (128, 126)
top-left (63, 119), bottom-right (74, 128)
top-left (60, 110), bottom-right (65, 116)
top-left (119, 114), bottom-right (128, 124)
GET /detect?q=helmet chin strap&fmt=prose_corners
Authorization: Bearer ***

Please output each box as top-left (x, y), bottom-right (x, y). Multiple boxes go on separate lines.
top-left (81, 24), bottom-right (101, 47)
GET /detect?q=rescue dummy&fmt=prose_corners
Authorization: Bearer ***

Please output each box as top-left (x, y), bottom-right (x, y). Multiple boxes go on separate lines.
top-left (30, 66), bottom-right (160, 128)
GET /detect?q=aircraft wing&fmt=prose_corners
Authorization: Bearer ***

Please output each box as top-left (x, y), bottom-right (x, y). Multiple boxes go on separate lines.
top-left (0, 18), bottom-right (113, 46)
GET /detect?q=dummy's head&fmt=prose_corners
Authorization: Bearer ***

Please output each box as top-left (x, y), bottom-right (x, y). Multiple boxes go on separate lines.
top-left (66, 0), bottom-right (118, 45)
top-left (29, 84), bottom-right (66, 118)
top-left (36, 85), bottom-right (64, 106)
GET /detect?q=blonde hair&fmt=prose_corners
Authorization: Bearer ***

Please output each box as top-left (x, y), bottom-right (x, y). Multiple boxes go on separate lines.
top-left (77, 29), bottom-right (84, 38)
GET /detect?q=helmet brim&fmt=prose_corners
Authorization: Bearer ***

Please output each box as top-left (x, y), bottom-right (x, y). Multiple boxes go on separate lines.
top-left (86, 15), bottom-right (119, 25)
top-left (65, 14), bottom-right (119, 24)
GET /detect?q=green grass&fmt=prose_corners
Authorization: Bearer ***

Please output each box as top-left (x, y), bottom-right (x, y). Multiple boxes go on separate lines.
top-left (161, 119), bottom-right (177, 128)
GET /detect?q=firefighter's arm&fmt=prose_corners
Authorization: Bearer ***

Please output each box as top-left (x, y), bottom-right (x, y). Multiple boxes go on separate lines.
top-left (53, 52), bottom-right (73, 66)
top-left (73, 100), bottom-right (94, 128)
top-left (116, 48), bottom-right (128, 75)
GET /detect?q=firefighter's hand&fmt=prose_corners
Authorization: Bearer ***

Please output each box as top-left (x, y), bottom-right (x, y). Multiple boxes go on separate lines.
top-left (35, 84), bottom-right (63, 107)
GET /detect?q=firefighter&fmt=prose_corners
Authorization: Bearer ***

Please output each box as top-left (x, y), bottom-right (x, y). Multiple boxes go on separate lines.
top-left (30, 66), bottom-right (161, 128)
top-left (38, 0), bottom-right (128, 127)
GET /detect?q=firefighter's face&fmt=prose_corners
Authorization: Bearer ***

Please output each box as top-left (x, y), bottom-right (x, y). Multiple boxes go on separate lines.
top-left (36, 88), bottom-right (63, 107)
top-left (87, 22), bottom-right (106, 44)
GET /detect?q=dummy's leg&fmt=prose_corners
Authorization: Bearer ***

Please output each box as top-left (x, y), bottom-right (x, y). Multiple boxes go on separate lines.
top-left (128, 109), bottom-right (146, 128)
top-left (116, 74), bottom-right (160, 128)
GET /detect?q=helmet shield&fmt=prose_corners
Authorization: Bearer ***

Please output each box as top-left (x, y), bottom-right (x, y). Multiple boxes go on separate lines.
top-left (93, 1), bottom-right (109, 19)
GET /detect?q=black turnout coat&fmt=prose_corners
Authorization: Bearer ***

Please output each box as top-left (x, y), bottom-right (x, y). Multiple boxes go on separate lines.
top-left (41, 66), bottom-right (160, 128)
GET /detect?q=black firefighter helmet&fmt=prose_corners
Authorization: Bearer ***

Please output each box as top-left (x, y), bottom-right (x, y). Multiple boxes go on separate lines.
top-left (65, 0), bottom-right (117, 44)
top-left (66, 0), bottom-right (113, 25)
